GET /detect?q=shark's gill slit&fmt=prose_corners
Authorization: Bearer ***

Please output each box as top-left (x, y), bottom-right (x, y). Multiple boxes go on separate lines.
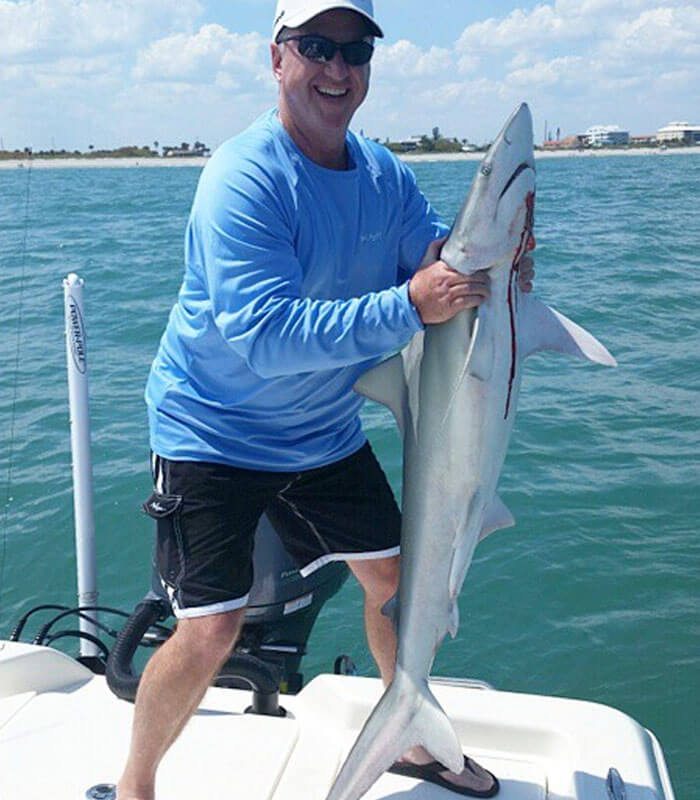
top-left (498, 162), bottom-right (533, 201)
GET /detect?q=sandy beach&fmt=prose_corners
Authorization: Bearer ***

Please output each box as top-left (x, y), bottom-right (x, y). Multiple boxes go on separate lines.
top-left (402, 146), bottom-right (700, 162)
top-left (1, 146), bottom-right (698, 170)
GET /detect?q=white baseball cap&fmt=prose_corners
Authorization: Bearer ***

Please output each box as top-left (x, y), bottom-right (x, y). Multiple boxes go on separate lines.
top-left (273, 0), bottom-right (384, 41)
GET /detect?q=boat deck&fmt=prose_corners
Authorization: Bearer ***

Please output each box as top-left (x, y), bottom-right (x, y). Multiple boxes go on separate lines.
top-left (0, 642), bottom-right (674, 800)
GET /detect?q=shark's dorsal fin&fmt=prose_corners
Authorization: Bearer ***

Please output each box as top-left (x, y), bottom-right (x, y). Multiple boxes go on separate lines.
top-left (521, 296), bottom-right (617, 366)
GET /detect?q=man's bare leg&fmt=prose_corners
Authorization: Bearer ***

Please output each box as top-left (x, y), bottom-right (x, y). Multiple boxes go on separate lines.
top-left (349, 556), bottom-right (496, 793)
top-left (117, 608), bottom-right (245, 800)
top-left (348, 556), bottom-right (399, 684)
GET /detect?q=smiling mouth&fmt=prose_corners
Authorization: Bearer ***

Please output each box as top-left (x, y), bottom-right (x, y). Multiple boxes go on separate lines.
top-left (316, 87), bottom-right (349, 98)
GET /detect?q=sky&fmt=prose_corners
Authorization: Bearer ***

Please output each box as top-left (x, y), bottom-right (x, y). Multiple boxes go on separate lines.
top-left (1, 0), bottom-right (698, 152)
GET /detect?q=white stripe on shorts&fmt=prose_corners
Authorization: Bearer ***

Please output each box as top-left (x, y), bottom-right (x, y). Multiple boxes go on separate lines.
top-left (167, 585), bottom-right (250, 619)
top-left (299, 545), bottom-right (400, 578)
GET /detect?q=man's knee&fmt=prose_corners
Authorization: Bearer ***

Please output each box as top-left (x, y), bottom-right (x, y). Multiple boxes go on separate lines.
top-left (174, 607), bottom-right (246, 663)
top-left (350, 555), bottom-right (400, 608)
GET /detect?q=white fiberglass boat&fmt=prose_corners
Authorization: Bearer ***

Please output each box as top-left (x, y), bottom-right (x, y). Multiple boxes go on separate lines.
top-left (0, 638), bottom-right (675, 800)
top-left (0, 277), bottom-right (676, 800)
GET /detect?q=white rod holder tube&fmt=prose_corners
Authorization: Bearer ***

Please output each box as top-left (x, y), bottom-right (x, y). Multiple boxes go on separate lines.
top-left (63, 273), bottom-right (99, 657)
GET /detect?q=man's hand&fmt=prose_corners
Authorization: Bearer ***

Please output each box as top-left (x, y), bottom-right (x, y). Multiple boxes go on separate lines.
top-left (410, 233), bottom-right (535, 325)
top-left (517, 234), bottom-right (536, 292)
top-left (409, 261), bottom-right (490, 325)
top-left (411, 236), bottom-right (489, 324)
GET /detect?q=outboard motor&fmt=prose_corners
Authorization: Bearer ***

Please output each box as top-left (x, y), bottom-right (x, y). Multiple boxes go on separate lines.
top-left (106, 514), bottom-right (348, 703)
top-left (223, 513), bottom-right (349, 693)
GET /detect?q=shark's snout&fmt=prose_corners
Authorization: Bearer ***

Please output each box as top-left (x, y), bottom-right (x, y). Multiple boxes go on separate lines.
top-left (503, 103), bottom-right (533, 146)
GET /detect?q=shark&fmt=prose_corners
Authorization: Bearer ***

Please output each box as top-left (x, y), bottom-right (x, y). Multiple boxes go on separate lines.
top-left (324, 103), bottom-right (617, 800)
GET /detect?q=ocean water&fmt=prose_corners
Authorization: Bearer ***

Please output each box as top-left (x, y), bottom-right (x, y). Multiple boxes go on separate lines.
top-left (1, 153), bottom-right (698, 798)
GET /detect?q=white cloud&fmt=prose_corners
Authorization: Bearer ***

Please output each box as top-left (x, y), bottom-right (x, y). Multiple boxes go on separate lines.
top-left (507, 56), bottom-right (585, 87)
top-left (456, 5), bottom-right (578, 53)
top-left (0, 0), bottom-right (203, 61)
top-left (455, 0), bottom-right (699, 64)
top-left (373, 40), bottom-right (453, 78)
top-left (1, 0), bottom-right (698, 149)
top-left (362, 0), bottom-right (700, 139)
top-left (606, 6), bottom-right (700, 59)
top-left (132, 24), bottom-right (270, 84)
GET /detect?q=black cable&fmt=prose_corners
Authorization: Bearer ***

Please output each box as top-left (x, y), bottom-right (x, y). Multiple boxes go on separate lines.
top-left (34, 608), bottom-right (119, 644)
top-left (10, 604), bottom-right (70, 641)
top-left (32, 604), bottom-right (171, 645)
top-left (43, 630), bottom-right (110, 660)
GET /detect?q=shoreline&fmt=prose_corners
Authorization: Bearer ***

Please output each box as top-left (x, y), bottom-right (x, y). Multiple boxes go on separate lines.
top-left (402, 146), bottom-right (700, 162)
top-left (0, 156), bottom-right (210, 170)
top-left (1, 147), bottom-right (698, 170)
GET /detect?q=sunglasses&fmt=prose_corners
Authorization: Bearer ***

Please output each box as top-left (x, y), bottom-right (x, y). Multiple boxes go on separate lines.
top-left (279, 34), bottom-right (374, 66)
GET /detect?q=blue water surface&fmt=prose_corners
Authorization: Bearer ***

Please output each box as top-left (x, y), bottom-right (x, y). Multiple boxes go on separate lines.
top-left (0, 153), bottom-right (697, 797)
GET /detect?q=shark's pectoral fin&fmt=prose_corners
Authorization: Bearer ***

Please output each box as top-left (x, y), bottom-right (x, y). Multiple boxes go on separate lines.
top-left (381, 593), bottom-right (399, 632)
top-left (521, 296), bottom-right (617, 366)
top-left (447, 494), bottom-right (515, 638)
top-left (479, 493), bottom-right (515, 542)
top-left (354, 353), bottom-right (409, 434)
top-left (355, 333), bottom-right (424, 439)
top-left (447, 601), bottom-right (460, 639)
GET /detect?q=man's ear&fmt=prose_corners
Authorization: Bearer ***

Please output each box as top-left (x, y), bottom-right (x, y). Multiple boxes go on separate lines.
top-left (271, 42), bottom-right (283, 82)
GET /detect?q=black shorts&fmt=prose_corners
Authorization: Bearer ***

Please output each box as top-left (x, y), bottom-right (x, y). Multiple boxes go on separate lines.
top-left (142, 443), bottom-right (401, 618)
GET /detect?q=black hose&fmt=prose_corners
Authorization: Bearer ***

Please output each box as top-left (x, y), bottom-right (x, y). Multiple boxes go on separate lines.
top-left (106, 600), bottom-right (284, 715)
top-left (217, 653), bottom-right (285, 716)
top-left (106, 599), bottom-right (168, 702)
top-left (216, 653), bottom-right (280, 694)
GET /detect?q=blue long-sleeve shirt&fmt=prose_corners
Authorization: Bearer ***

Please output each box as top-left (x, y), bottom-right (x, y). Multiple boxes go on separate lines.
top-left (146, 109), bottom-right (445, 470)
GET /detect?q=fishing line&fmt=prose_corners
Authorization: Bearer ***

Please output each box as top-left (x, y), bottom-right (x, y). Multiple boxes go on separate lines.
top-left (0, 153), bottom-right (33, 619)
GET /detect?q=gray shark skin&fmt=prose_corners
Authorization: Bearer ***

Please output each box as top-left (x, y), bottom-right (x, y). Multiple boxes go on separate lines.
top-left (325, 103), bottom-right (616, 800)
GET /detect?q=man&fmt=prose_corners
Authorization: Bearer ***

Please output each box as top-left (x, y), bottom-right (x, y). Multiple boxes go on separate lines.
top-left (117, 1), bottom-right (534, 798)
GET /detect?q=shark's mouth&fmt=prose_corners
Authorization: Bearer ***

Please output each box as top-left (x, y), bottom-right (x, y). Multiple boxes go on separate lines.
top-left (498, 161), bottom-right (535, 202)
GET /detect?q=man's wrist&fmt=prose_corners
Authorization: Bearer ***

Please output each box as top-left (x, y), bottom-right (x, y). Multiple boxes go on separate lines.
top-left (405, 280), bottom-right (425, 328)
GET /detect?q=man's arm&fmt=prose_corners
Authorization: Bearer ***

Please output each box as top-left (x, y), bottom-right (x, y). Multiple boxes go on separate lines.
top-left (191, 160), bottom-right (424, 379)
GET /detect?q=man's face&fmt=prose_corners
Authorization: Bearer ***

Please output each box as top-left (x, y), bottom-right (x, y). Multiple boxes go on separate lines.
top-left (271, 9), bottom-right (372, 142)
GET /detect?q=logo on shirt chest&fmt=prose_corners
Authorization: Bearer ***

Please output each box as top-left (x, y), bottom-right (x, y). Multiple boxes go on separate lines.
top-left (361, 231), bottom-right (382, 244)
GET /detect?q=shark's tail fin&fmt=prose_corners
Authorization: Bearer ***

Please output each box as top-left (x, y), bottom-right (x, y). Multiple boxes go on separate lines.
top-left (325, 668), bottom-right (463, 800)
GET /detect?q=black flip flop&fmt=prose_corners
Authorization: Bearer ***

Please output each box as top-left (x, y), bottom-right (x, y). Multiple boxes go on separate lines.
top-left (388, 755), bottom-right (499, 798)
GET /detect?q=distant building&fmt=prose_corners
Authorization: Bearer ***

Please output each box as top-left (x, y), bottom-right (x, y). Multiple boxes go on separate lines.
top-left (656, 122), bottom-right (700, 145)
top-left (395, 136), bottom-right (423, 152)
top-left (162, 140), bottom-right (211, 158)
top-left (629, 135), bottom-right (657, 146)
top-left (583, 125), bottom-right (630, 147)
top-left (542, 134), bottom-right (585, 150)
